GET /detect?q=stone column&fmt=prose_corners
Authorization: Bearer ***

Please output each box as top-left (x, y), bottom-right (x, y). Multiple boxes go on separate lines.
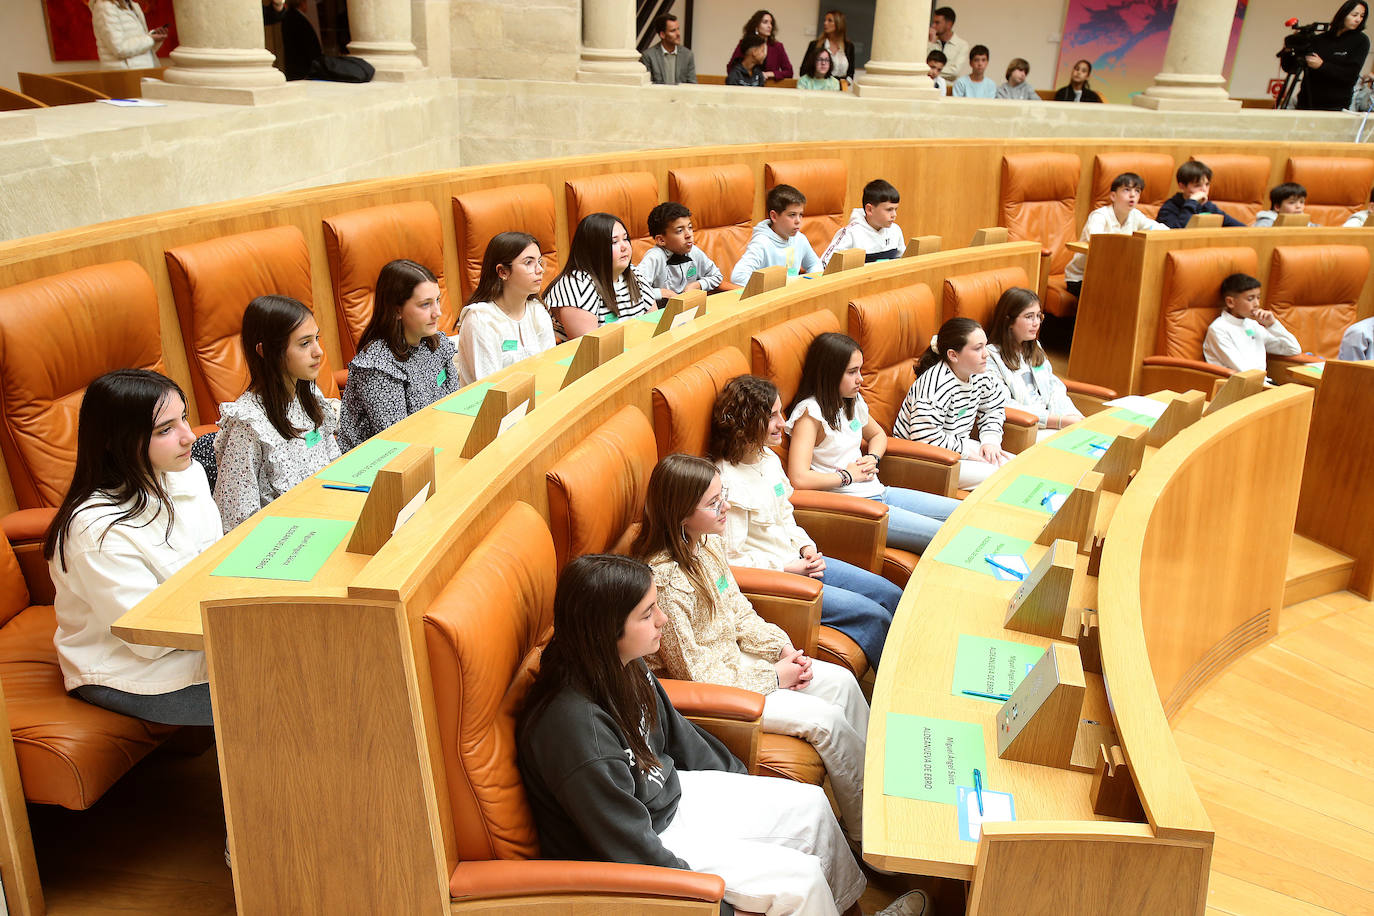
top-left (577, 0), bottom-right (649, 86)
top-left (144, 0), bottom-right (304, 104)
top-left (1134, 0), bottom-right (1241, 110)
top-left (854, 0), bottom-right (941, 99)
top-left (348, 0), bottom-right (427, 79)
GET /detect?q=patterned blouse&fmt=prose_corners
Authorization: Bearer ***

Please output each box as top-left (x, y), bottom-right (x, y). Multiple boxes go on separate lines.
top-left (646, 535), bottom-right (791, 696)
top-left (338, 336), bottom-right (461, 451)
top-left (544, 266), bottom-right (657, 337)
top-left (212, 386), bottom-right (342, 531)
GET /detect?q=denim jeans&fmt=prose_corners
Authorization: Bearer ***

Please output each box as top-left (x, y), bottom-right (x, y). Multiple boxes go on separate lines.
top-left (867, 486), bottom-right (959, 554)
top-left (820, 557), bottom-right (903, 669)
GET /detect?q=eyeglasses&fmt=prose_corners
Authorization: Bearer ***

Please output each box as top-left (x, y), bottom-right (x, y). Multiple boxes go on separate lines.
top-left (705, 488), bottom-right (729, 513)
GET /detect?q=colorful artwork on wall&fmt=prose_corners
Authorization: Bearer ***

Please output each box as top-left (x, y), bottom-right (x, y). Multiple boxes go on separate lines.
top-left (43, 0), bottom-right (178, 62)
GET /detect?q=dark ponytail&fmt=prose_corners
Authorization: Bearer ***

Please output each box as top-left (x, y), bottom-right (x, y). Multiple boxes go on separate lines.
top-left (916, 317), bottom-right (983, 378)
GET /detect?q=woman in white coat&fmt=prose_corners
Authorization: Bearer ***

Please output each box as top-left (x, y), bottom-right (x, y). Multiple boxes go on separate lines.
top-left (88, 0), bottom-right (166, 69)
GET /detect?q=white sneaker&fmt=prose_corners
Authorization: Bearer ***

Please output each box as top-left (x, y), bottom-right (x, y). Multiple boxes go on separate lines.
top-left (874, 889), bottom-right (930, 916)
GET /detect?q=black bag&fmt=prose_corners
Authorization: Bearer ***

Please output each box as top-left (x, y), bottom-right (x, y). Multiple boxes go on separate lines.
top-left (309, 55), bottom-right (375, 83)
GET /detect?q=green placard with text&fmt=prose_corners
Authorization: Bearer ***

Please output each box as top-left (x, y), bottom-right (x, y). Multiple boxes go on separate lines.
top-left (316, 438), bottom-right (409, 486)
top-left (995, 474), bottom-right (1070, 515)
top-left (1045, 427), bottom-right (1114, 458)
top-left (933, 527), bottom-right (1033, 578)
top-left (432, 382), bottom-right (494, 417)
top-left (951, 635), bottom-right (1044, 701)
top-left (883, 713), bottom-right (987, 805)
top-left (211, 517), bottom-right (351, 582)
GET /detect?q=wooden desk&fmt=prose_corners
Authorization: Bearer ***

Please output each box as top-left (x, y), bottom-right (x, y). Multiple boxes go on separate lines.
top-left (1065, 240), bottom-right (1088, 255)
top-left (1287, 362), bottom-right (1323, 387)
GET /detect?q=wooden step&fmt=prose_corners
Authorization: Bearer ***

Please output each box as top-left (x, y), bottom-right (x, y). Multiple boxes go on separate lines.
top-left (1284, 535), bottom-right (1354, 607)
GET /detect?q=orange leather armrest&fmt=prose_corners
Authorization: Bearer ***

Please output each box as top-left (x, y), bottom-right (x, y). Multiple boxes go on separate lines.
top-left (884, 437), bottom-right (960, 466)
top-left (788, 489), bottom-right (886, 520)
top-left (1040, 248), bottom-right (1053, 258)
top-left (1, 507), bottom-right (58, 544)
top-left (1005, 407), bottom-right (1038, 428)
top-left (711, 281), bottom-right (741, 293)
top-left (191, 423), bottom-right (219, 438)
top-left (449, 859), bottom-right (725, 902)
top-left (730, 566), bottom-right (822, 601)
top-left (1271, 353), bottom-right (1322, 364)
top-left (660, 678), bottom-right (765, 721)
top-left (1063, 378), bottom-right (1117, 400)
top-left (1142, 355), bottom-right (1233, 376)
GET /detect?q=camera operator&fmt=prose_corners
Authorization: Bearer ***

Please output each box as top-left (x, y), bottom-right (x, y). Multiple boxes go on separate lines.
top-left (1297, 0), bottom-right (1370, 110)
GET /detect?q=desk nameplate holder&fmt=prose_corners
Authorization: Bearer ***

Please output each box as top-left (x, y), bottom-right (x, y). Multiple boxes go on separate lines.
top-left (1205, 368), bottom-right (1266, 416)
top-left (561, 322), bottom-right (626, 390)
top-left (1092, 426), bottom-right (1147, 494)
top-left (1091, 744), bottom-right (1146, 821)
top-left (1185, 213), bottom-right (1223, 229)
top-left (1145, 390), bottom-right (1205, 449)
top-left (653, 289), bottom-right (707, 337)
top-left (903, 235), bottom-right (941, 257)
top-left (460, 372), bottom-right (536, 459)
top-left (970, 227), bottom-right (1009, 246)
top-left (346, 445), bottom-right (436, 555)
top-left (995, 643), bottom-right (1112, 772)
top-left (1035, 470), bottom-right (1103, 553)
top-left (823, 247), bottom-right (865, 275)
top-left (741, 264), bottom-right (787, 299)
top-left (1006, 539), bottom-right (1078, 640)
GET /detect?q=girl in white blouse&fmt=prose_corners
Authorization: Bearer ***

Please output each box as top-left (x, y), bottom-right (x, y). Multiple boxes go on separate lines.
top-left (544, 213), bottom-right (657, 340)
top-left (213, 295), bottom-right (343, 531)
top-left (456, 231), bottom-right (556, 386)
top-left (45, 370), bottom-right (222, 725)
top-left (985, 288), bottom-right (1082, 441)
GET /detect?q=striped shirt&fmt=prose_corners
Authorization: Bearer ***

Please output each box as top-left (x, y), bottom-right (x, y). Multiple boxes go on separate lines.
top-left (893, 362), bottom-right (1007, 458)
top-left (544, 266), bottom-right (657, 337)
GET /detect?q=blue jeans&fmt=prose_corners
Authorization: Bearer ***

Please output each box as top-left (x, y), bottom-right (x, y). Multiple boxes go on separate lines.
top-left (868, 486), bottom-right (959, 554)
top-left (820, 557), bottom-right (904, 669)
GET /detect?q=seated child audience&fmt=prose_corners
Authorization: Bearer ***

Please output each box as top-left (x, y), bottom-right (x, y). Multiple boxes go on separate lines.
top-left (1253, 182), bottom-right (1317, 227)
top-left (456, 231), bottom-right (556, 386)
top-left (632, 454), bottom-right (872, 848)
top-left (46, 369), bottom-right (221, 726)
top-left (894, 318), bottom-right (1012, 490)
top-left (1053, 59), bottom-right (1102, 102)
top-left (726, 34), bottom-right (768, 86)
top-left (637, 202), bottom-right (724, 299)
top-left (952, 45), bottom-right (995, 98)
top-left (996, 57), bottom-right (1037, 99)
top-left (1157, 160), bottom-right (1244, 228)
top-left (797, 47), bottom-right (841, 90)
top-left (730, 184), bottom-right (822, 285)
top-left (926, 49), bottom-right (947, 91)
top-left (985, 288), bottom-right (1083, 438)
top-left (820, 179), bottom-right (904, 266)
top-left (787, 332), bottom-right (959, 552)
top-left (1064, 171), bottom-right (1169, 296)
top-left (214, 295), bottom-right (343, 531)
top-left (338, 259), bottom-right (460, 450)
top-left (545, 212), bottom-right (658, 339)
top-left (1339, 315), bottom-right (1374, 359)
top-left (711, 375), bottom-right (903, 671)
top-left (1203, 273), bottom-right (1301, 373)
top-left (516, 553), bottom-right (870, 916)
top-left (1343, 186), bottom-right (1374, 225)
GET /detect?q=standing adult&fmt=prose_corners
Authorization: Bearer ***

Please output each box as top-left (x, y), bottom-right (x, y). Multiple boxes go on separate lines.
top-left (87, 0), bottom-right (165, 69)
top-left (727, 10), bottom-right (793, 83)
top-left (641, 13), bottom-right (697, 85)
top-left (926, 6), bottom-right (970, 84)
top-left (801, 10), bottom-right (856, 82)
top-left (1297, 0), bottom-right (1370, 111)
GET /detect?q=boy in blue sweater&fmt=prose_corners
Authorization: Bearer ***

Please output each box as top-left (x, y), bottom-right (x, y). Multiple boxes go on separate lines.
top-left (730, 184), bottom-right (822, 285)
top-left (1157, 159), bottom-right (1244, 228)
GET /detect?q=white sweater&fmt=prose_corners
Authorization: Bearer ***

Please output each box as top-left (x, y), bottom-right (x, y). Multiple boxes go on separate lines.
top-left (1064, 205), bottom-right (1169, 282)
top-left (716, 450), bottom-right (814, 571)
top-left (89, 0), bottom-right (159, 68)
top-left (985, 344), bottom-right (1077, 426)
top-left (1202, 311), bottom-right (1301, 373)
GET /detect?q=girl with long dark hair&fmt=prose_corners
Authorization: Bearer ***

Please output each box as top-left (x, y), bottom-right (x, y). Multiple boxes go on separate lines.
top-left (984, 288), bottom-right (1082, 439)
top-left (1052, 59), bottom-right (1102, 102)
top-left (456, 231), bottom-right (555, 385)
top-left (1297, 0), bottom-right (1370, 111)
top-left (726, 9), bottom-right (793, 81)
top-left (801, 10), bottom-right (854, 81)
top-left (544, 213), bottom-right (657, 340)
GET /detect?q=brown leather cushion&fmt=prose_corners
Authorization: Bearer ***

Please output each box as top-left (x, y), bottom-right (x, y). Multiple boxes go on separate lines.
top-left (165, 225), bottom-right (339, 424)
top-left (565, 172), bottom-right (660, 262)
top-left (546, 406), bottom-right (659, 571)
top-left (453, 184), bottom-right (559, 304)
top-left (1284, 156), bottom-right (1374, 226)
top-left (0, 261), bottom-right (165, 509)
top-left (651, 347), bottom-right (751, 460)
top-left (1157, 247), bottom-right (1258, 359)
top-left (1266, 245), bottom-right (1368, 357)
top-left (814, 629), bottom-right (868, 680)
top-left (849, 282), bottom-right (938, 431)
top-left (1089, 152), bottom-right (1176, 217)
top-left (943, 266), bottom-right (1031, 327)
top-left (1200, 154), bottom-right (1270, 226)
top-left (764, 159), bottom-right (848, 255)
top-left (0, 604), bottom-right (177, 809)
top-left (750, 310), bottom-right (842, 408)
top-left (322, 201), bottom-right (450, 361)
top-left (1000, 153), bottom-right (1081, 275)
top-left (758, 733), bottom-right (825, 785)
top-left (422, 501), bottom-right (553, 862)
top-left (881, 549), bottom-right (919, 587)
top-left (0, 531), bottom-right (29, 628)
top-left (668, 164), bottom-right (754, 282)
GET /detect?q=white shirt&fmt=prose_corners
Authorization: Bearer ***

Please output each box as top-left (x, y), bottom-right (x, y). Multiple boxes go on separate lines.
top-left (456, 299), bottom-right (557, 386)
top-left (927, 33), bottom-right (970, 81)
top-left (820, 208), bottom-right (905, 266)
top-left (986, 344), bottom-right (1077, 426)
top-left (784, 394), bottom-right (882, 498)
top-left (893, 362), bottom-right (1007, 457)
top-left (1065, 205), bottom-right (1170, 282)
top-left (50, 465), bottom-right (221, 694)
top-left (1203, 311), bottom-right (1301, 373)
top-left (716, 450), bottom-right (814, 571)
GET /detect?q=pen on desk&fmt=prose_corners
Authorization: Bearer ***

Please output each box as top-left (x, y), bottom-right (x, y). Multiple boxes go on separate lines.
top-left (1039, 490), bottom-right (1058, 506)
top-left (973, 768), bottom-right (984, 816)
top-left (1087, 441), bottom-right (1108, 452)
top-left (984, 556), bottom-right (1025, 580)
top-left (962, 689), bottom-right (1012, 701)
top-left (322, 483), bottom-right (370, 493)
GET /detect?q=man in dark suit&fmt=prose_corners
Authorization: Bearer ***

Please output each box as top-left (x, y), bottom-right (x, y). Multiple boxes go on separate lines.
top-left (641, 13), bottom-right (696, 85)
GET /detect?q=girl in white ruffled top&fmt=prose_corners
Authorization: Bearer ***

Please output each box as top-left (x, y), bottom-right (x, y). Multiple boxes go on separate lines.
top-left (213, 295), bottom-right (342, 531)
top-left (984, 287), bottom-right (1082, 441)
top-left (456, 231), bottom-right (557, 386)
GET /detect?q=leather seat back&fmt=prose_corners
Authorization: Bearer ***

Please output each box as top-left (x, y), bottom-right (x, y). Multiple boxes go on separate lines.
top-left (421, 501), bottom-right (552, 863)
top-left (165, 225), bottom-right (339, 424)
top-left (668, 164), bottom-right (755, 281)
top-left (943, 266), bottom-right (1031, 327)
top-left (1266, 245), bottom-right (1368, 357)
top-left (999, 153), bottom-right (1081, 275)
top-left (453, 184), bottom-right (558, 304)
top-left (1157, 247), bottom-right (1258, 358)
top-left (763, 159), bottom-right (848, 255)
top-left (0, 262), bottom-right (164, 508)
top-left (1089, 152), bottom-right (1176, 218)
top-left (749, 310), bottom-right (842, 409)
top-left (651, 347), bottom-right (752, 459)
top-left (1283, 157), bottom-right (1374, 226)
top-left (322, 201), bottom-right (449, 361)
top-left (1200, 154), bottom-right (1270, 226)
top-left (849, 283), bottom-right (939, 431)
top-left (565, 172), bottom-right (660, 262)
top-left (545, 406), bottom-right (659, 571)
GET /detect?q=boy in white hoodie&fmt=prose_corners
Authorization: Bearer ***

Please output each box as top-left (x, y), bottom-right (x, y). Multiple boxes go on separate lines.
top-left (820, 179), bottom-right (905, 267)
top-left (730, 184), bottom-right (822, 285)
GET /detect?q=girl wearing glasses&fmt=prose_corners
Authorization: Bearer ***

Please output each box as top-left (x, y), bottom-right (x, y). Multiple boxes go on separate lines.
top-left (985, 288), bottom-right (1082, 440)
top-left (456, 231), bottom-right (556, 386)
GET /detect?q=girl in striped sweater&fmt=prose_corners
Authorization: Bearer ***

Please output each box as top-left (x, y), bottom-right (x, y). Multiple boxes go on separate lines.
top-left (893, 318), bottom-right (1012, 490)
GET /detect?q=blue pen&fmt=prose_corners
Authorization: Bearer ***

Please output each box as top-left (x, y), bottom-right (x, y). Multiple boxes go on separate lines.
top-left (973, 769), bottom-right (984, 816)
top-left (984, 556), bottom-right (1025, 580)
top-left (1087, 441), bottom-right (1108, 453)
top-left (322, 483), bottom-right (370, 493)
top-left (1039, 490), bottom-right (1059, 506)
top-left (962, 689), bottom-right (1012, 701)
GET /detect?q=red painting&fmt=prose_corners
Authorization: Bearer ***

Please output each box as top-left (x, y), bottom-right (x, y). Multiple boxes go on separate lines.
top-left (44, 0), bottom-right (179, 62)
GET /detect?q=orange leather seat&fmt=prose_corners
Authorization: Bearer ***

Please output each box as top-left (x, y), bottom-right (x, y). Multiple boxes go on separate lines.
top-left (453, 184), bottom-right (559, 303)
top-left (1201, 154), bottom-right (1269, 226)
top-left (565, 172), bottom-right (660, 262)
top-left (1089, 153), bottom-right (1176, 218)
top-left (763, 159), bottom-right (848, 255)
top-left (1266, 245), bottom-right (1368, 358)
top-left (165, 225), bottom-right (340, 425)
top-left (943, 265), bottom-right (1031, 327)
top-left (0, 261), bottom-right (165, 510)
top-left (999, 153), bottom-right (1081, 317)
top-left (668, 164), bottom-right (755, 282)
top-left (1141, 246), bottom-right (1258, 393)
top-left (322, 201), bottom-right (450, 362)
top-left (1283, 157), bottom-right (1374, 226)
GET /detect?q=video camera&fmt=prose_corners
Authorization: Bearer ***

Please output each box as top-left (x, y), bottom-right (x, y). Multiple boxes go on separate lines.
top-left (1278, 18), bottom-right (1329, 74)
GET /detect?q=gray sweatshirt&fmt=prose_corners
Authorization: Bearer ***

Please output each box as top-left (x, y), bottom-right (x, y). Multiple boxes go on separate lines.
top-left (638, 245), bottom-right (724, 295)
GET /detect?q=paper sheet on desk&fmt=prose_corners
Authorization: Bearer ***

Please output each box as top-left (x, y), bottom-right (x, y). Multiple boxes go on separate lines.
top-left (1103, 395), bottom-right (1168, 418)
top-left (957, 786), bottom-right (1016, 841)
